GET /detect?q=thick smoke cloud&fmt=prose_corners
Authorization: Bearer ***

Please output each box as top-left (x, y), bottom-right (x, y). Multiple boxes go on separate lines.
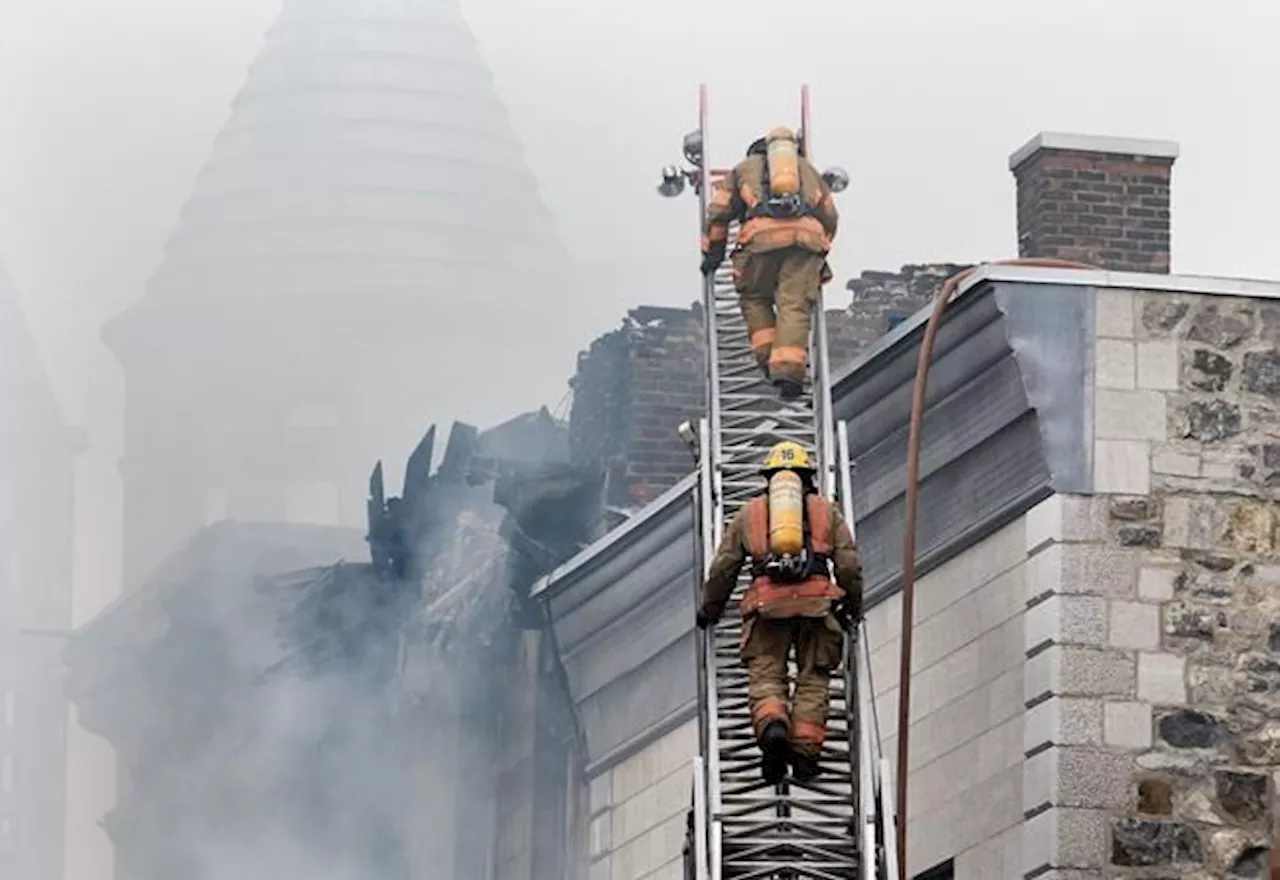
top-left (64, 425), bottom-right (584, 879)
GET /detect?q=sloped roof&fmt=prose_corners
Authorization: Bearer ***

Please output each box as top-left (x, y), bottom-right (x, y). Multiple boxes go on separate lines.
top-left (101, 0), bottom-right (579, 422)
top-left (137, 0), bottom-right (561, 306)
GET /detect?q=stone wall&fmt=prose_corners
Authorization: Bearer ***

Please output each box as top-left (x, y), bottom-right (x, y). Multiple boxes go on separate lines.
top-left (1021, 287), bottom-right (1280, 878)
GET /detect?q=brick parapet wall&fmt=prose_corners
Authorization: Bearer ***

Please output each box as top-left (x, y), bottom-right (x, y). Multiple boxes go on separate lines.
top-left (568, 306), bottom-right (705, 508)
top-left (1014, 149), bottom-right (1174, 274)
top-left (567, 264), bottom-right (965, 511)
top-left (836, 263), bottom-right (970, 365)
top-left (1020, 288), bottom-right (1280, 879)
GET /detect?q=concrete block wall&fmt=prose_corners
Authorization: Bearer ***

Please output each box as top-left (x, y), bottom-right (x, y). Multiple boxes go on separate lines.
top-left (863, 516), bottom-right (1030, 878)
top-left (1018, 285), bottom-right (1280, 878)
top-left (586, 721), bottom-right (697, 880)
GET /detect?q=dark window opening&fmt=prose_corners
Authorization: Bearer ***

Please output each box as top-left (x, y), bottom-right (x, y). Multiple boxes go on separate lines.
top-left (915, 859), bottom-right (955, 880)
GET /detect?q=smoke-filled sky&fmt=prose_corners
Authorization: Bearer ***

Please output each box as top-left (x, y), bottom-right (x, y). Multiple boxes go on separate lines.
top-left (2, 0), bottom-right (1279, 610)
top-left (1, 2), bottom-right (1278, 877)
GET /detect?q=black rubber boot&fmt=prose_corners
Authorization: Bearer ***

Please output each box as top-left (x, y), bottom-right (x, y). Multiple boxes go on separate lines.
top-left (774, 377), bottom-right (803, 400)
top-left (790, 750), bottom-right (821, 783)
top-left (758, 721), bottom-right (790, 785)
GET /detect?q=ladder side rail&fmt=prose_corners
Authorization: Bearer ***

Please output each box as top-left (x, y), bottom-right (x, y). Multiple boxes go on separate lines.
top-left (696, 418), bottom-right (725, 880)
top-left (879, 754), bottom-right (901, 880)
top-left (806, 94), bottom-right (860, 865)
top-left (812, 305), bottom-right (839, 498)
top-left (691, 439), bottom-right (709, 768)
top-left (839, 422), bottom-right (878, 880)
top-left (801, 83), bottom-right (839, 499)
top-left (695, 84), bottom-right (728, 550)
top-left (858, 635), bottom-right (881, 878)
top-left (691, 755), bottom-right (711, 880)
top-left (694, 88), bottom-right (726, 880)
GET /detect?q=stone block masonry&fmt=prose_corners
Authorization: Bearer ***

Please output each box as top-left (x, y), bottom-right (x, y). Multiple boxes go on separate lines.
top-left (1023, 287), bottom-right (1280, 879)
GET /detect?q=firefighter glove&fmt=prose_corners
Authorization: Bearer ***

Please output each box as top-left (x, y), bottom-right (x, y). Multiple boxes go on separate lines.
top-left (700, 246), bottom-right (725, 277)
top-left (696, 605), bottom-right (720, 630)
top-left (832, 596), bottom-right (861, 632)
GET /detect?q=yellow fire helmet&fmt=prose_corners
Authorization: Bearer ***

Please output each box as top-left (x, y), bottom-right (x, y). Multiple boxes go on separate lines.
top-left (762, 440), bottom-right (814, 474)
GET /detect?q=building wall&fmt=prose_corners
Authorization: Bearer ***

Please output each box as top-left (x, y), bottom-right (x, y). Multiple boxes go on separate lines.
top-left (569, 307), bottom-right (705, 509)
top-left (1016, 286), bottom-right (1280, 878)
top-left (835, 263), bottom-right (969, 361)
top-left (863, 515), bottom-right (1028, 878)
top-left (585, 721), bottom-right (696, 880)
top-left (0, 265), bottom-right (74, 880)
top-left (566, 269), bottom-right (960, 514)
top-left (106, 0), bottom-right (570, 589)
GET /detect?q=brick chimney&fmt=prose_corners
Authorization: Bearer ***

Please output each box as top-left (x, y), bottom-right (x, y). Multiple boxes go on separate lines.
top-left (1010, 132), bottom-right (1179, 273)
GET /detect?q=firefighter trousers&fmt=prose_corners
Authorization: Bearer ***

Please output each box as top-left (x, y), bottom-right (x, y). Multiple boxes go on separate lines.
top-left (741, 614), bottom-right (844, 758)
top-left (731, 247), bottom-right (828, 384)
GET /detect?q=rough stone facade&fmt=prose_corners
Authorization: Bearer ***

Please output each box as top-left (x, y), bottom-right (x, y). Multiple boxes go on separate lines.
top-left (1022, 288), bottom-right (1280, 878)
top-left (1011, 135), bottom-right (1177, 274)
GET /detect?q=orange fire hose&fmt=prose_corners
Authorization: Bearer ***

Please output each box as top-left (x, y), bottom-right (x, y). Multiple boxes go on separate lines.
top-left (895, 258), bottom-right (1095, 878)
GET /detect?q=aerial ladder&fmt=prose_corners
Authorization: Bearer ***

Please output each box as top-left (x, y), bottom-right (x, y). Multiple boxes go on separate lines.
top-left (661, 87), bottom-right (900, 880)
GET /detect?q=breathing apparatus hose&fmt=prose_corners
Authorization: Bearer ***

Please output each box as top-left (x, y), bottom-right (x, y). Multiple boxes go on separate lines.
top-left (895, 258), bottom-right (1095, 878)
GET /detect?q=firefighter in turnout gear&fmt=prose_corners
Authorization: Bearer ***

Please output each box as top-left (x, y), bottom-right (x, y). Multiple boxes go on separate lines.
top-left (696, 441), bottom-right (863, 784)
top-left (700, 127), bottom-right (839, 400)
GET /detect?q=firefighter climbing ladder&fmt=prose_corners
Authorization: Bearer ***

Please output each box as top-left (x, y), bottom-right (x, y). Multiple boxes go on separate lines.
top-left (663, 87), bottom-right (900, 880)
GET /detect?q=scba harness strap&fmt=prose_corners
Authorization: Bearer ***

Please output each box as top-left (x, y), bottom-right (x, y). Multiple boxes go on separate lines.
top-left (748, 492), bottom-right (832, 583)
top-left (749, 151), bottom-right (819, 221)
top-left (742, 493), bottom-right (844, 617)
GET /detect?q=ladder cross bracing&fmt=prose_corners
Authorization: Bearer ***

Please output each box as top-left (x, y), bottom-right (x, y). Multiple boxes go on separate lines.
top-left (667, 86), bottom-right (900, 880)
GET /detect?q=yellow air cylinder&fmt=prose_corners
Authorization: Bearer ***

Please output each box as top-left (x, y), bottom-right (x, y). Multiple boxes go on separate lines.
top-left (767, 469), bottom-right (805, 557)
top-left (765, 127), bottom-right (801, 197)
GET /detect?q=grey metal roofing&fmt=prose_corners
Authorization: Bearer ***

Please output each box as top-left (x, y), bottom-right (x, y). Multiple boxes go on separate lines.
top-left (532, 266), bottom-right (1280, 769)
top-left (1008, 131), bottom-right (1180, 170)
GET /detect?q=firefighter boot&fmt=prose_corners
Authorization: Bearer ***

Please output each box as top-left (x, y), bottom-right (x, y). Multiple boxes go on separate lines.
top-left (790, 749), bottom-right (821, 783)
top-left (773, 377), bottom-right (803, 400)
top-left (759, 720), bottom-right (790, 785)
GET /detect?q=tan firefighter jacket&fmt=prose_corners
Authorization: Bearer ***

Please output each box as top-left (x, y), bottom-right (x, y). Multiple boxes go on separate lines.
top-left (700, 491), bottom-right (863, 621)
top-left (701, 154), bottom-right (839, 260)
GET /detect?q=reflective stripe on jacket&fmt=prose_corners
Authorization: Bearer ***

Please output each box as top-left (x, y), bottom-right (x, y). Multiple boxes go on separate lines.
top-left (740, 495), bottom-right (844, 618)
top-left (702, 155), bottom-right (838, 256)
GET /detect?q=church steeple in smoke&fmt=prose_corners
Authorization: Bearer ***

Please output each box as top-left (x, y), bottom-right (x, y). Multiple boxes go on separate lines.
top-left (105, 0), bottom-right (574, 587)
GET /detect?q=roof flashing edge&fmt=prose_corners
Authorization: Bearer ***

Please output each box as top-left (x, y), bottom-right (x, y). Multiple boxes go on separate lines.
top-left (1009, 131), bottom-right (1180, 171)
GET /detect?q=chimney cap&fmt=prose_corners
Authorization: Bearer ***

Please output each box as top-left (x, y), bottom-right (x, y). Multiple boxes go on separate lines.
top-left (1009, 131), bottom-right (1180, 171)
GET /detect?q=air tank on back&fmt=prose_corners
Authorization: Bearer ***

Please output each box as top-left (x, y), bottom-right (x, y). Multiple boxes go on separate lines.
top-left (765, 127), bottom-right (801, 197)
top-left (767, 469), bottom-right (805, 557)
